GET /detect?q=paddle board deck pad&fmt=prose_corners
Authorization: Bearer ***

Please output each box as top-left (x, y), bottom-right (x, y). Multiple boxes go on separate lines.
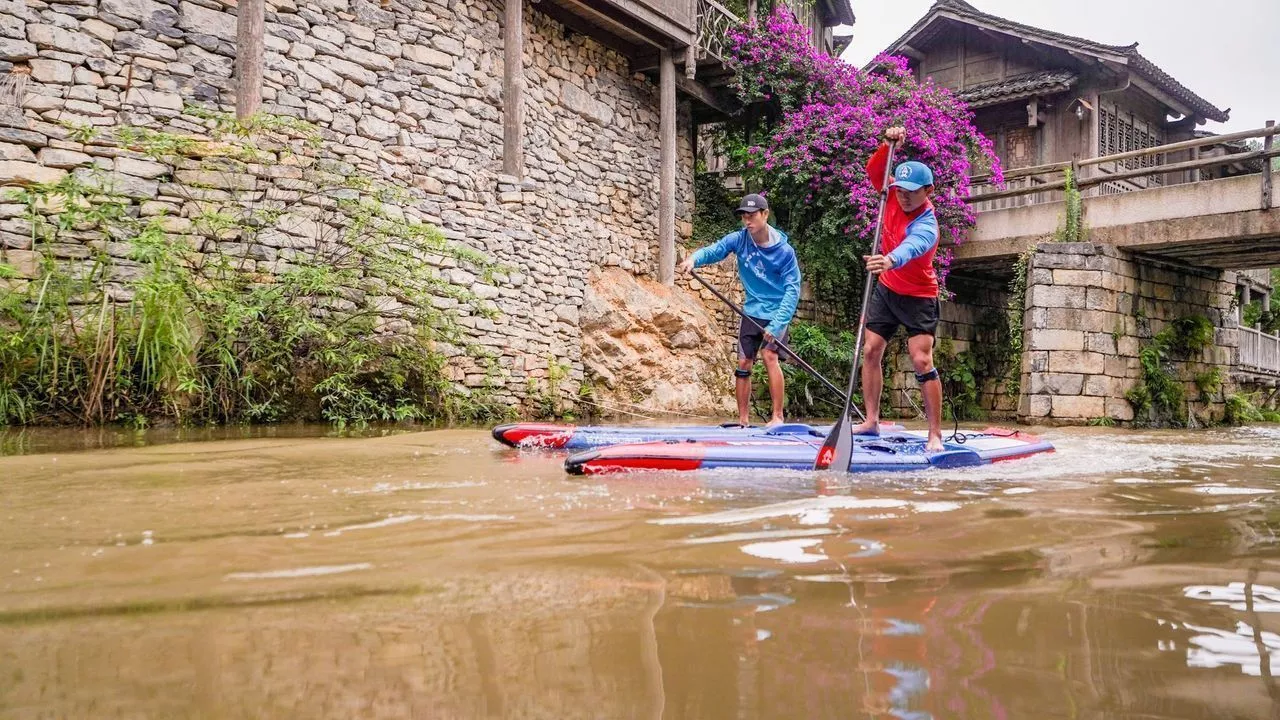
top-left (563, 428), bottom-right (1053, 475)
top-left (492, 421), bottom-right (904, 450)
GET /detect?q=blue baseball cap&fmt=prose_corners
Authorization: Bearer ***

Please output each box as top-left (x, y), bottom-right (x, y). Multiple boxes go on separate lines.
top-left (889, 161), bottom-right (934, 191)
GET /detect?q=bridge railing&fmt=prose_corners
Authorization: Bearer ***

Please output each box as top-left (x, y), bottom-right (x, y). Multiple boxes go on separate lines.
top-left (967, 121), bottom-right (1280, 208)
top-left (1239, 327), bottom-right (1280, 376)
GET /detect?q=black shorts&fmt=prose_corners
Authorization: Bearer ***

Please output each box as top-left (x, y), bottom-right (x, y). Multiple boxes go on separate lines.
top-left (865, 284), bottom-right (939, 339)
top-left (738, 316), bottom-right (790, 361)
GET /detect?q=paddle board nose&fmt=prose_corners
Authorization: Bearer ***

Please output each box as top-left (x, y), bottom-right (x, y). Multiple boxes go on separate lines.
top-left (564, 449), bottom-right (599, 475)
top-left (491, 423), bottom-right (576, 448)
top-left (491, 423), bottom-right (517, 445)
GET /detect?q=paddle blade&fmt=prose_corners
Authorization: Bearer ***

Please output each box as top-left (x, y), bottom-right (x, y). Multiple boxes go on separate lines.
top-left (813, 412), bottom-right (853, 471)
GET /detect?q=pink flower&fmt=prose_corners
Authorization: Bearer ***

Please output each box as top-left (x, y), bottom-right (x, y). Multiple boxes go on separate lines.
top-left (722, 9), bottom-right (1002, 305)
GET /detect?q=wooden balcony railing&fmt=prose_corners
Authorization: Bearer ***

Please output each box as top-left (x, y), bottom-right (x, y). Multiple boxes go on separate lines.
top-left (696, 0), bottom-right (741, 64)
top-left (1240, 327), bottom-right (1280, 376)
top-left (967, 122), bottom-right (1280, 209)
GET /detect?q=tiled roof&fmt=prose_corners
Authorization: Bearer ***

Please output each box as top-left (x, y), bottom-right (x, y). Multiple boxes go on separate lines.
top-left (1193, 129), bottom-right (1260, 165)
top-left (879, 0), bottom-right (1229, 123)
top-left (812, 0), bottom-right (854, 27)
top-left (958, 69), bottom-right (1078, 109)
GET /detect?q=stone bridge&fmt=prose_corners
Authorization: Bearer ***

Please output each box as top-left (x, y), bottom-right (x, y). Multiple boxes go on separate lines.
top-left (959, 174), bottom-right (1280, 271)
top-left (931, 125), bottom-right (1280, 425)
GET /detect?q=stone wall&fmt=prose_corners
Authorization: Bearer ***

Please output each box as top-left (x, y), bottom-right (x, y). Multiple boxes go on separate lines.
top-left (885, 274), bottom-right (1018, 419)
top-left (1018, 242), bottom-right (1239, 425)
top-left (0, 0), bottom-right (694, 411)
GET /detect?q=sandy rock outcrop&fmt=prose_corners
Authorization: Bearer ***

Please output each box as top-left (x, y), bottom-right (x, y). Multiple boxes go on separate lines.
top-left (581, 268), bottom-right (734, 417)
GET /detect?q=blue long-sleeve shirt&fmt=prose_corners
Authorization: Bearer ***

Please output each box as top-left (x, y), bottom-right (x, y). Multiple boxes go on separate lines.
top-left (886, 222), bottom-right (938, 269)
top-left (690, 226), bottom-right (802, 337)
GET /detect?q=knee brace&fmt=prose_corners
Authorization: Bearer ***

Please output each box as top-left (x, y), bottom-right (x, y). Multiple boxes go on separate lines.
top-left (915, 368), bottom-right (940, 384)
top-left (734, 368), bottom-right (752, 379)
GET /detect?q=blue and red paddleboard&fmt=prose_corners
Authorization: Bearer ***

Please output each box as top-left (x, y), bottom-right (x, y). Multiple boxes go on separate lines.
top-left (492, 421), bottom-right (905, 450)
top-left (562, 428), bottom-right (1054, 475)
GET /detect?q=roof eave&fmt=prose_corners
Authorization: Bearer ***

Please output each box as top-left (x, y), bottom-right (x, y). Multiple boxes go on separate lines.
top-left (818, 0), bottom-right (855, 28)
top-left (1127, 54), bottom-right (1230, 123)
top-left (961, 82), bottom-right (1076, 110)
top-left (873, 1), bottom-right (1230, 124)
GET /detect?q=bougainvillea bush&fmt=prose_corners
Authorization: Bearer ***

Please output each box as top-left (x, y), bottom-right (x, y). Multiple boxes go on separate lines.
top-left (723, 10), bottom-right (1002, 316)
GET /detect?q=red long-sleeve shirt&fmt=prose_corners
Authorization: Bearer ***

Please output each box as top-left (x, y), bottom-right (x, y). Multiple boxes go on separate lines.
top-left (866, 143), bottom-right (940, 298)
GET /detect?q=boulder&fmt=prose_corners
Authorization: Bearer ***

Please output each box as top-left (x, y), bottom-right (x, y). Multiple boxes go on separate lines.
top-left (580, 267), bottom-right (733, 417)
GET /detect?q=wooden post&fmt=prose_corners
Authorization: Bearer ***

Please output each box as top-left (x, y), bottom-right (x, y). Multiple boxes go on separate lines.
top-left (234, 0), bottom-right (265, 121)
top-left (1263, 119), bottom-right (1274, 211)
top-left (658, 49), bottom-right (676, 286)
top-left (1069, 153), bottom-right (1080, 211)
top-left (746, 0), bottom-right (758, 22)
top-left (1085, 91), bottom-right (1099, 196)
top-left (691, 118), bottom-right (699, 174)
top-left (503, 0), bottom-right (525, 178)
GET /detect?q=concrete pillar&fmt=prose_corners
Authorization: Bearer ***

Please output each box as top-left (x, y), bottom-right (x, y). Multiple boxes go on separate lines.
top-left (1241, 284), bottom-right (1252, 325)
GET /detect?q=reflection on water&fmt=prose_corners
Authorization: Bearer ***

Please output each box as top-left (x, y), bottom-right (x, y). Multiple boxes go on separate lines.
top-left (1, 424), bottom-right (1279, 718)
top-left (1178, 620), bottom-right (1280, 677)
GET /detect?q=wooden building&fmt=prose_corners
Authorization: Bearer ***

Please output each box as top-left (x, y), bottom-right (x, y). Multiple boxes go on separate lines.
top-left (872, 0), bottom-right (1231, 208)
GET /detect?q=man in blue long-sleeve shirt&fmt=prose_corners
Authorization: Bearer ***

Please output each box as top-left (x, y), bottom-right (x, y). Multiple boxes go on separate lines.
top-left (678, 193), bottom-right (802, 427)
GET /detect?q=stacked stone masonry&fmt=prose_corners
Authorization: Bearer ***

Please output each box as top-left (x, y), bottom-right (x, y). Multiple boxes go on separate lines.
top-left (1019, 242), bottom-right (1239, 425)
top-left (0, 0), bottom-right (695, 410)
top-left (886, 275), bottom-right (1018, 419)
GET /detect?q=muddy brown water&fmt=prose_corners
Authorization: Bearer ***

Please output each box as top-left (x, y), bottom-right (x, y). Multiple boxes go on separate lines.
top-left (2, 423), bottom-right (1280, 719)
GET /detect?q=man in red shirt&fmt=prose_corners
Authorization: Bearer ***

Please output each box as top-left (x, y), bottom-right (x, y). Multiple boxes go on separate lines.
top-left (851, 126), bottom-right (944, 452)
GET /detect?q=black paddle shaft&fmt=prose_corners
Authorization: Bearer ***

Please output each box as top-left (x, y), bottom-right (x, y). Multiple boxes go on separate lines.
top-left (815, 143), bottom-right (896, 471)
top-left (689, 269), bottom-right (864, 422)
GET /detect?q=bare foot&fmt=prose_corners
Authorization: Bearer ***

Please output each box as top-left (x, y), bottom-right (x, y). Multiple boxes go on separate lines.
top-left (765, 417), bottom-right (785, 428)
top-left (925, 435), bottom-right (944, 453)
top-left (738, 418), bottom-right (750, 428)
top-left (849, 419), bottom-right (879, 437)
